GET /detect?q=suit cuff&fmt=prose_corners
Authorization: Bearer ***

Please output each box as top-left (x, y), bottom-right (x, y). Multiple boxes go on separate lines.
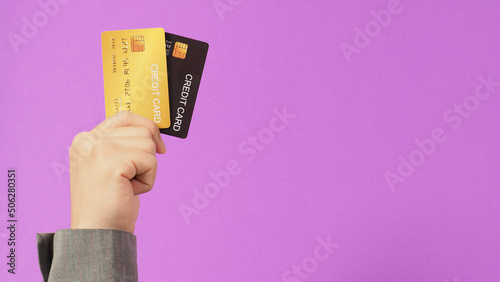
top-left (38, 229), bottom-right (138, 282)
top-left (37, 232), bottom-right (54, 282)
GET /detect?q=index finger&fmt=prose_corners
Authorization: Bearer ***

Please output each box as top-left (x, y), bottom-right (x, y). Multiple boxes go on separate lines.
top-left (96, 111), bottom-right (166, 154)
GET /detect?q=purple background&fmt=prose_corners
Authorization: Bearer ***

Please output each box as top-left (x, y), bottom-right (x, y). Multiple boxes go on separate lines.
top-left (1, 0), bottom-right (500, 281)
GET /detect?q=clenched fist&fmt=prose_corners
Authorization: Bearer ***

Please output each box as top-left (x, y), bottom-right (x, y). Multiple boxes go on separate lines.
top-left (69, 111), bottom-right (166, 234)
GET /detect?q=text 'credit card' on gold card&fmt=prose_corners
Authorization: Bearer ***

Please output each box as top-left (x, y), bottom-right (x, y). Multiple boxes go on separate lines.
top-left (101, 28), bottom-right (170, 128)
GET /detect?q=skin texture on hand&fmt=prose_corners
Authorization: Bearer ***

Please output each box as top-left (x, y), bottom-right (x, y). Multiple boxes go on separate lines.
top-left (69, 111), bottom-right (166, 234)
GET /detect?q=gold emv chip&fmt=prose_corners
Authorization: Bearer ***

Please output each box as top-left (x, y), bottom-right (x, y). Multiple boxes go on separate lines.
top-left (131, 35), bottom-right (145, 52)
top-left (172, 42), bottom-right (188, 59)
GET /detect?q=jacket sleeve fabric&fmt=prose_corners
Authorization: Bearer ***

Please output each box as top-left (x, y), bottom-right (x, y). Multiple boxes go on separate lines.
top-left (37, 229), bottom-right (138, 281)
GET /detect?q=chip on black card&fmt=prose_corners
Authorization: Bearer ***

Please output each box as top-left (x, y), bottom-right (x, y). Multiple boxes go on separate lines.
top-left (160, 32), bottom-right (209, 138)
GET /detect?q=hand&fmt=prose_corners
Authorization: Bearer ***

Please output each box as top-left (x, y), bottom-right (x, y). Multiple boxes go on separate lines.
top-left (69, 111), bottom-right (166, 234)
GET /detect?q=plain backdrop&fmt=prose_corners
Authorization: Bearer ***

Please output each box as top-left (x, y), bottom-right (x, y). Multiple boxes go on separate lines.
top-left (1, 1), bottom-right (500, 281)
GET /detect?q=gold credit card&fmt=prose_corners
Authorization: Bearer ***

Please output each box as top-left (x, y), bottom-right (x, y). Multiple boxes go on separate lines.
top-left (101, 28), bottom-right (170, 128)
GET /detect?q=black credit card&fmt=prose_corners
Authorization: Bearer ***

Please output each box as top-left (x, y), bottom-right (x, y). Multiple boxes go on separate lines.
top-left (160, 32), bottom-right (209, 138)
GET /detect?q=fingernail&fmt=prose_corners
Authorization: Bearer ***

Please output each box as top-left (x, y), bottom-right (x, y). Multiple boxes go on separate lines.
top-left (160, 137), bottom-right (166, 154)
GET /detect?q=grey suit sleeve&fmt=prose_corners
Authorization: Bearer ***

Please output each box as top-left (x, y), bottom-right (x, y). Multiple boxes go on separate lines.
top-left (37, 229), bottom-right (138, 282)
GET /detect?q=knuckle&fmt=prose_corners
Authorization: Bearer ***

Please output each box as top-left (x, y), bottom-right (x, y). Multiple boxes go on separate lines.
top-left (146, 158), bottom-right (158, 192)
top-left (70, 132), bottom-right (91, 157)
top-left (151, 159), bottom-right (158, 177)
top-left (146, 154), bottom-right (158, 173)
top-left (145, 138), bottom-right (156, 153)
top-left (143, 119), bottom-right (157, 132)
top-left (71, 132), bottom-right (87, 146)
top-left (151, 156), bottom-right (158, 170)
top-left (98, 118), bottom-right (114, 131)
top-left (120, 110), bottom-right (133, 121)
top-left (113, 110), bottom-right (131, 123)
top-left (92, 140), bottom-right (116, 160)
top-left (137, 127), bottom-right (151, 138)
top-left (88, 128), bottom-right (105, 142)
